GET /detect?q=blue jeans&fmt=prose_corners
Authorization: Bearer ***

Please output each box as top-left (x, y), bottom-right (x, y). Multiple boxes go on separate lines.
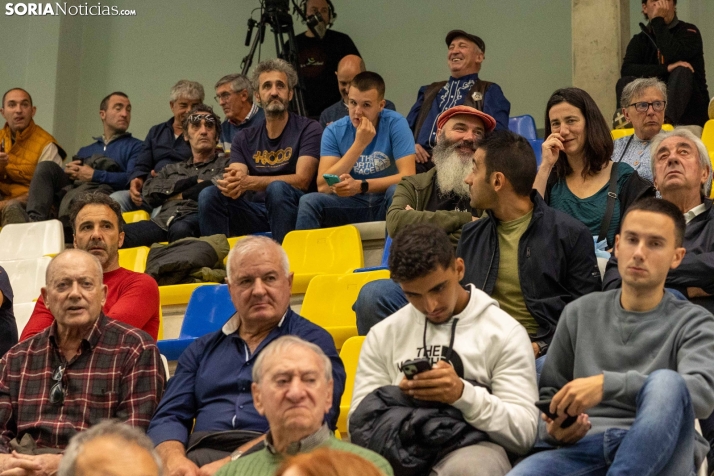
top-left (109, 190), bottom-right (154, 214)
top-left (295, 184), bottom-right (397, 230)
top-left (197, 181), bottom-right (303, 244)
top-left (353, 279), bottom-right (407, 335)
top-left (509, 370), bottom-right (698, 476)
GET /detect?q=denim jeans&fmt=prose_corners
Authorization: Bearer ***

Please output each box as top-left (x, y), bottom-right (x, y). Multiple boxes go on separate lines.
top-left (509, 369), bottom-right (698, 476)
top-left (197, 181), bottom-right (303, 244)
top-left (109, 190), bottom-right (154, 214)
top-left (353, 278), bottom-right (407, 335)
top-left (295, 184), bottom-right (397, 230)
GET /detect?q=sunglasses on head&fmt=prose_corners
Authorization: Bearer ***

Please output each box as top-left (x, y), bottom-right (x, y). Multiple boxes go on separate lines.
top-left (49, 364), bottom-right (66, 406)
top-left (187, 114), bottom-right (218, 127)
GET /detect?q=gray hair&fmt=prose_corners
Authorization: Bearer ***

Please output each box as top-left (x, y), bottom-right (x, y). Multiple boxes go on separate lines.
top-left (46, 249), bottom-right (103, 287)
top-left (169, 80), bottom-right (205, 103)
top-left (252, 335), bottom-right (332, 383)
top-left (215, 74), bottom-right (254, 104)
top-left (250, 58), bottom-right (298, 96)
top-left (225, 235), bottom-right (290, 283)
top-left (58, 420), bottom-right (162, 476)
top-left (620, 77), bottom-right (667, 109)
top-left (650, 127), bottom-right (712, 196)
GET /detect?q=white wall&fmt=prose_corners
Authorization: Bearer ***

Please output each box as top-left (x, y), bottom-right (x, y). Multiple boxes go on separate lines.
top-left (2, 0), bottom-right (575, 155)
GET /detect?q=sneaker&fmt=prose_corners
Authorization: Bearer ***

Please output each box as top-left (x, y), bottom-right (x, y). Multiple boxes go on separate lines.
top-left (1, 201), bottom-right (29, 226)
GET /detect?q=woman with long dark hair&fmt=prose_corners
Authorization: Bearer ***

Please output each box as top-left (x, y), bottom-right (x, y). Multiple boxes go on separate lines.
top-left (533, 88), bottom-right (654, 247)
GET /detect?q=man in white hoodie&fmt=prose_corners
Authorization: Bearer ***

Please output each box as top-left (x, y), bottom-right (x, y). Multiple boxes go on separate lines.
top-left (348, 223), bottom-right (538, 475)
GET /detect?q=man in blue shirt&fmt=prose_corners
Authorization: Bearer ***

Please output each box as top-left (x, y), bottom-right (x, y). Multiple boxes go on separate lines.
top-left (12, 92), bottom-right (143, 229)
top-left (319, 55), bottom-right (396, 128)
top-left (148, 236), bottom-right (345, 476)
top-left (407, 30), bottom-right (510, 173)
top-left (198, 59), bottom-right (322, 243)
top-left (111, 80), bottom-right (203, 212)
top-left (295, 72), bottom-right (415, 230)
top-left (214, 74), bottom-right (264, 154)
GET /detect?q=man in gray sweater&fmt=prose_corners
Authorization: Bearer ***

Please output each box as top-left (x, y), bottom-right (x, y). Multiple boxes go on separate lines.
top-left (510, 197), bottom-right (714, 475)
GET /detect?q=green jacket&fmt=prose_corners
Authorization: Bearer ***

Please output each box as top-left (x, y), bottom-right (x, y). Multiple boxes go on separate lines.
top-left (386, 168), bottom-right (473, 246)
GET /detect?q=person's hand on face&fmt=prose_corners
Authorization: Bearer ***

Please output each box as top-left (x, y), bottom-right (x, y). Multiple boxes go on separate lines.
top-left (541, 133), bottom-right (565, 168)
top-left (354, 116), bottom-right (376, 148)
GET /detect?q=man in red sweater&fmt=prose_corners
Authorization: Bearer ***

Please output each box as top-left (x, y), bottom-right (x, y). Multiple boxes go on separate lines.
top-left (21, 192), bottom-right (159, 340)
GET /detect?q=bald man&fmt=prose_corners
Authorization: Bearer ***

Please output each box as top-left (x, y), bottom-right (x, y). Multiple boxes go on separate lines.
top-left (319, 55), bottom-right (396, 128)
top-left (0, 249), bottom-right (164, 475)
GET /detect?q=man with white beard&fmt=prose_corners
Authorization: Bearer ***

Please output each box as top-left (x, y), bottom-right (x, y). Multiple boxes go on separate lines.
top-left (387, 106), bottom-right (494, 245)
top-left (355, 131), bottom-right (601, 378)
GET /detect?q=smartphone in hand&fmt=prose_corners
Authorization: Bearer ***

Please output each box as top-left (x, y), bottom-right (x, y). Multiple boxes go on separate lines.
top-left (402, 358), bottom-right (432, 380)
top-left (323, 174), bottom-right (341, 187)
top-left (535, 399), bottom-right (578, 429)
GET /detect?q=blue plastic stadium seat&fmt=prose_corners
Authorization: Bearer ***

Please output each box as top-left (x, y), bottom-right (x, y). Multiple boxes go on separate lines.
top-left (354, 235), bottom-right (392, 273)
top-left (528, 139), bottom-right (543, 167)
top-left (157, 284), bottom-right (235, 360)
top-left (508, 115), bottom-right (538, 141)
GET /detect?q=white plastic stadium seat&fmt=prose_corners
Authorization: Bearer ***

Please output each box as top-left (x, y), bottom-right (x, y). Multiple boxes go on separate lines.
top-left (0, 220), bottom-right (64, 260)
top-left (12, 302), bottom-right (35, 336)
top-left (1, 257), bottom-right (52, 304)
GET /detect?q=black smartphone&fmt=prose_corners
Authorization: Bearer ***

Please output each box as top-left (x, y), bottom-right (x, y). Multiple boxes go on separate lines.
top-left (402, 358), bottom-right (432, 380)
top-left (535, 399), bottom-right (578, 429)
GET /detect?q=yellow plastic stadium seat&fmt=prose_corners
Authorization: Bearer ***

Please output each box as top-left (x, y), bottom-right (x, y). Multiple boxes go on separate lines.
top-left (158, 305), bottom-right (164, 341)
top-left (611, 128), bottom-right (634, 140)
top-left (223, 236), bottom-right (248, 265)
top-left (337, 336), bottom-right (366, 435)
top-left (159, 282), bottom-right (217, 307)
top-left (122, 210), bottom-right (150, 224)
top-left (118, 246), bottom-right (150, 273)
top-left (611, 124), bottom-right (673, 141)
top-left (282, 225), bottom-right (364, 294)
top-left (301, 270), bottom-right (389, 350)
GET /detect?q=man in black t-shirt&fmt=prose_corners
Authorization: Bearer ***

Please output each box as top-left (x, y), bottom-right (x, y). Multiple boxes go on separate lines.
top-left (386, 105), bottom-right (495, 246)
top-left (294, 0), bottom-right (360, 119)
top-left (198, 59), bottom-right (321, 243)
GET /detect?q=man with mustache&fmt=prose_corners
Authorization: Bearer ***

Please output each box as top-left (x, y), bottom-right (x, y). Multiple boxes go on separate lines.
top-left (20, 192), bottom-right (160, 340)
top-left (198, 59), bottom-right (322, 243)
top-left (0, 88), bottom-right (65, 223)
top-left (120, 104), bottom-right (229, 247)
top-left (387, 105), bottom-right (492, 246)
top-left (112, 80), bottom-right (203, 212)
top-left (406, 30), bottom-right (510, 173)
top-left (3, 92), bottom-right (143, 232)
top-left (355, 132), bottom-right (600, 379)
top-left (213, 74), bottom-right (264, 154)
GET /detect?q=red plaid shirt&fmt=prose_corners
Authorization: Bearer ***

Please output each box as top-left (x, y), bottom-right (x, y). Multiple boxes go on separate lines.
top-left (0, 313), bottom-right (165, 452)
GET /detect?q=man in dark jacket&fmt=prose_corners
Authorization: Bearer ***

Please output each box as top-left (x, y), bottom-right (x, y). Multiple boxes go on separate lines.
top-left (121, 104), bottom-right (229, 248)
top-left (387, 105), bottom-right (494, 246)
top-left (354, 131), bottom-right (601, 376)
top-left (618, 0), bottom-right (709, 127)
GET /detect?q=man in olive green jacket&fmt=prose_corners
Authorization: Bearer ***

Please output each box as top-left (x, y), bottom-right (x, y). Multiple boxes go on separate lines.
top-left (386, 106), bottom-right (495, 245)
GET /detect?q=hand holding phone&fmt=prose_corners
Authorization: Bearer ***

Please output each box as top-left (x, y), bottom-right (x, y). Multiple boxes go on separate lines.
top-left (323, 174), bottom-right (341, 187)
top-left (402, 358), bottom-right (432, 380)
top-left (535, 399), bottom-right (578, 429)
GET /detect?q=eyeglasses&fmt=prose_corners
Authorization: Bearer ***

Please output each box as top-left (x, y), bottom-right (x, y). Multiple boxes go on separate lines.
top-left (187, 114), bottom-right (218, 128)
top-left (214, 90), bottom-right (243, 103)
top-left (627, 100), bottom-right (666, 113)
top-left (49, 364), bottom-right (66, 405)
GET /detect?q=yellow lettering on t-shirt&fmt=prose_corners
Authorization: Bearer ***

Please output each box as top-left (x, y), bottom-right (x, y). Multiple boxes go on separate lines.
top-left (253, 148), bottom-right (293, 167)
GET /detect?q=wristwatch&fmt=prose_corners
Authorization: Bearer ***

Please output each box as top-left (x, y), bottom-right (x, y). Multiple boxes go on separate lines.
top-left (360, 179), bottom-right (369, 195)
top-left (536, 341), bottom-right (549, 357)
top-left (230, 449), bottom-right (243, 461)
